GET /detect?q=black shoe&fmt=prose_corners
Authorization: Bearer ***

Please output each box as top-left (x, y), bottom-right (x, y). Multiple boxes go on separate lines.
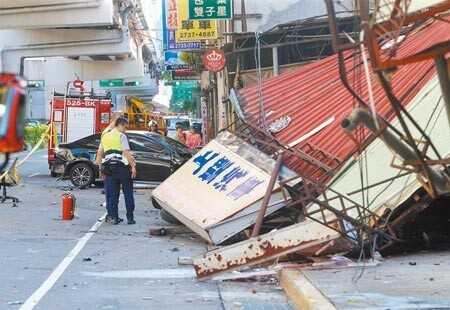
top-left (105, 215), bottom-right (111, 223)
top-left (127, 218), bottom-right (136, 225)
top-left (118, 217), bottom-right (124, 223)
top-left (111, 218), bottom-right (120, 225)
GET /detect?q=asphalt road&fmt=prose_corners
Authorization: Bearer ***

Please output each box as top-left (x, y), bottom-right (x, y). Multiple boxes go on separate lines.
top-left (0, 149), bottom-right (294, 310)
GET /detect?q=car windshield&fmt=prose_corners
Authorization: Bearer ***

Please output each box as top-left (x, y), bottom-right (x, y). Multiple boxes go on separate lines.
top-left (61, 133), bottom-right (101, 149)
top-left (134, 132), bottom-right (193, 154)
top-left (165, 118), bottom-right (190, 131)
top-left (128, 135), bottom-right (165, 153)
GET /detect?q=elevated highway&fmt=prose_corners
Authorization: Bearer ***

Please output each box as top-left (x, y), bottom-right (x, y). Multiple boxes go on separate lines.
top-left (0, 0), bottom-right (154, 78)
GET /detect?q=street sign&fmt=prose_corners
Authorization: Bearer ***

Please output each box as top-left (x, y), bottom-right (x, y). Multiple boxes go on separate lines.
top-left (99, 79), bottom-right (124, 87)
top-left (187, 0), bottom-right (233, 20)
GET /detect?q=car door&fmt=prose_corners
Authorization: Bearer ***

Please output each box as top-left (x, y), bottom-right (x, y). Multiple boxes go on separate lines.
top-left (127, 134), bottom-right (173, 182)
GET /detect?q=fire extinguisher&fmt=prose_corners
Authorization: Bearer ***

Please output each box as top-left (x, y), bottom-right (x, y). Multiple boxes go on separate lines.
top-left (61, 192), bottom-right (76, 220)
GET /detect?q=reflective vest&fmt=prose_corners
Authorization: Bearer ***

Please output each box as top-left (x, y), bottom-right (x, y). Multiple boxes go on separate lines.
top-left (101, 129), bottom-right (129, 165)
top-left (102, 129), bottom-right (123, 153)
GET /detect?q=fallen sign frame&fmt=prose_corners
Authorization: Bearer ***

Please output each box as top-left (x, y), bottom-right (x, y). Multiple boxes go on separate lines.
top-left (192, 219), bottom-right (341, 279)
top-left (152, 131), bottom-right (296, 245)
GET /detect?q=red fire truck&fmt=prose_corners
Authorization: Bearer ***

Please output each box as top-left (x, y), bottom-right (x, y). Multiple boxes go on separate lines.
top-left (48, 89), bottom-right (112, 175)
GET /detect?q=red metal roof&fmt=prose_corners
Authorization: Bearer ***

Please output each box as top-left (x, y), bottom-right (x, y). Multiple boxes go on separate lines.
top-left (236, 16), bottom-right (450, 179)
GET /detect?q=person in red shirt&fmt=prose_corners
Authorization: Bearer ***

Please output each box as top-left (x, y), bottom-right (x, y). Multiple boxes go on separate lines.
top-left (185, 125), bottom-right (202, 149)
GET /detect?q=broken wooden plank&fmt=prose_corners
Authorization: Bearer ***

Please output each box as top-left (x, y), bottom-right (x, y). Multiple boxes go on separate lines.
top-left (191, 220), bottom-right (341, 279)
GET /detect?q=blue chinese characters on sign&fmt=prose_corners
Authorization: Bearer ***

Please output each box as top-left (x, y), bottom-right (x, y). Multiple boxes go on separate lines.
top-left (213, 167), bottom-right (248, 192)
top-left (227, 177), bottom-right (264, 201)
top-left (192, 149), bottom-right (263, 200)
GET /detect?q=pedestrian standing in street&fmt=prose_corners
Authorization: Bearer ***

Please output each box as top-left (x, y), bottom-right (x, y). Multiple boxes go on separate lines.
top-left (148, 120), bottom-right (163, 135)
top-left (97, 114), bottom-right (127, 221)
top-left (171, 124), bottom-right (186, 144)
top-left (97, 117), bottom-right (137, 225)
top-left (186, 125), bottom-right (202, 149)
top-left (96, 116), bottom-right (116, 221)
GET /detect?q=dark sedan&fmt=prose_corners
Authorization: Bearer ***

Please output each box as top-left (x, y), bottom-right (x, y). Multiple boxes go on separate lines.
top-left (52, 130), bottom-right (196, 187)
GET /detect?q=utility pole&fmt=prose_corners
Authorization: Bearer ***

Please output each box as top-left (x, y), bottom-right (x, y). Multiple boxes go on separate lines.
top-left (241, 0), bottom-right (247, 32)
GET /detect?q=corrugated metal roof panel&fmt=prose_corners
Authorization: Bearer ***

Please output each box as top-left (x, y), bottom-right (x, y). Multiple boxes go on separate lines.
top-left (312, 74), bottom-right (446, 216)
top-left (236, 16), bottom-right (450, 178)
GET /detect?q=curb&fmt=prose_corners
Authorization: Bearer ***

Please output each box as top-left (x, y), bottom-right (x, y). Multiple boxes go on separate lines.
top-left (277, 269), bottom-right (337, 310)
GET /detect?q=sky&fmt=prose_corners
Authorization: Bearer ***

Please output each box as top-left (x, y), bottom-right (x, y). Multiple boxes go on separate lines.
top-left (152, 82), bottom-right (172, 107)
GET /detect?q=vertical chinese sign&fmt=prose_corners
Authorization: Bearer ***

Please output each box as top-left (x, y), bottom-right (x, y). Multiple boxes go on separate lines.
top-left (163, 0), bottom-right (201, 51)
top-left (166, 0), bottom-right (178, 29)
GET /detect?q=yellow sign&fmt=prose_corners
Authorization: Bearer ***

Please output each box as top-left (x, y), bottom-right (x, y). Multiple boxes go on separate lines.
top-left (176, 0), bottom-right (217, 41)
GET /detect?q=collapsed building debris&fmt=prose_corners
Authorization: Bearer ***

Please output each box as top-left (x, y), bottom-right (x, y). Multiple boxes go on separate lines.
top-left (150, 2), bottom-right (450, 280)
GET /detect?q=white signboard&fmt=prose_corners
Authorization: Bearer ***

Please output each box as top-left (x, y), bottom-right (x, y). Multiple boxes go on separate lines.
top-left (66, 107), bottom-right (95, 143)
top-left (153, 139), bottom-right (278, 228)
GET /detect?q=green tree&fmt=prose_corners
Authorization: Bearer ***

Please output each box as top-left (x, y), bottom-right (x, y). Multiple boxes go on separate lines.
top-left (182, 100), bottom-right (197, 116)
top-left (179, 52), bottom-right (200, 66)
top-left (169, 101), bottom-right (184, 113)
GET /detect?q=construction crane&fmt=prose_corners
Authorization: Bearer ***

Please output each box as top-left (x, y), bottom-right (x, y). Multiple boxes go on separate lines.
top-left (124, 95), bottom-right (167, 135)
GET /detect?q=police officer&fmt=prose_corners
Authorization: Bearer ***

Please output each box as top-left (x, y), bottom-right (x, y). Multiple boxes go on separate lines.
top-left (97, 117), bottom-right (137, 224)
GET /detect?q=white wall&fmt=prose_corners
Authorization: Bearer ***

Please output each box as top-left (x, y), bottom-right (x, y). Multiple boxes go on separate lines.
top-left (233, 0), bottom-right (356, 32)
top-left (0, 0), bottom-right (113, 28)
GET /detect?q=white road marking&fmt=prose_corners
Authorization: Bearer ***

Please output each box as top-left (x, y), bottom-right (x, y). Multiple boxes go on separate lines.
top-left (27, 173), bottom-right (40, 178)
top-left (81, 268), bottom-right (197, 279)
top-left (19, 213), bottom-right (107, 310)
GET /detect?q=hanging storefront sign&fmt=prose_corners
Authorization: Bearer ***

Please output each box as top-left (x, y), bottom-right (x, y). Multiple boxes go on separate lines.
top-left (172, 70), bottom-right (201, 80)
top-left (203, 48), bottom-right (226, 72)
top-left (167, 30), bottom-right (201, 51)
top-left (176, 0), bottom-right (217, 42)
top-left (187, 0), bottom-right (233, 20)
top-left (164, 51), bottom-right (197, 71)
top-left (200, 96), bottom-right (208, 144)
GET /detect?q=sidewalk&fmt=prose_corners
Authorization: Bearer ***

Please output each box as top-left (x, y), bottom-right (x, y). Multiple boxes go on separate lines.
top-left (279, 250), bottom-right (450, 309)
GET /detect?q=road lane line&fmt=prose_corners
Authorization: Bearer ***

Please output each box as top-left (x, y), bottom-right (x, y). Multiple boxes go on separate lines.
top-left (19, 213), bottom-right (107, 310)
top-left (27, 173), bottom-right (40, 178)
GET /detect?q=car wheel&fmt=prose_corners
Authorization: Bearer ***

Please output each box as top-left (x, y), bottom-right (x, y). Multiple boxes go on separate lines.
top-left (151, 196), bottom-right (162, 209)
top-left (70, 163), bottom-right (94, 188)
top-left (160, 209), bottom-right (181, 225)
top-left (49, 164), bottom-right (57, 177)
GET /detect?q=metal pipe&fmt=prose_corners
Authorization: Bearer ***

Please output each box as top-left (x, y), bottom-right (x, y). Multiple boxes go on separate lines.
top-left (434, 55), bottom-right (450, 135)
top-left (121, 0), bottom-right (136, 26)
top-left (241, 0), bottom-right (247, 32)
top-left (272, 46), bottom-right (279, 77)
top-left (341, 108), bottom-right (449, 193)
top-left (250, 153), bottom-right (283, 238)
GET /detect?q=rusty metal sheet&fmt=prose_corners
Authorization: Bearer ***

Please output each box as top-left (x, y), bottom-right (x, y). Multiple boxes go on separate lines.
top-left (192, 220), bottom-right (342, 279)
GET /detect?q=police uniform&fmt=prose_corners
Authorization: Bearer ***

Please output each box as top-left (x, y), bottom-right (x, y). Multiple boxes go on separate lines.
top-left (101, 128), bottom-right (135, 224)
